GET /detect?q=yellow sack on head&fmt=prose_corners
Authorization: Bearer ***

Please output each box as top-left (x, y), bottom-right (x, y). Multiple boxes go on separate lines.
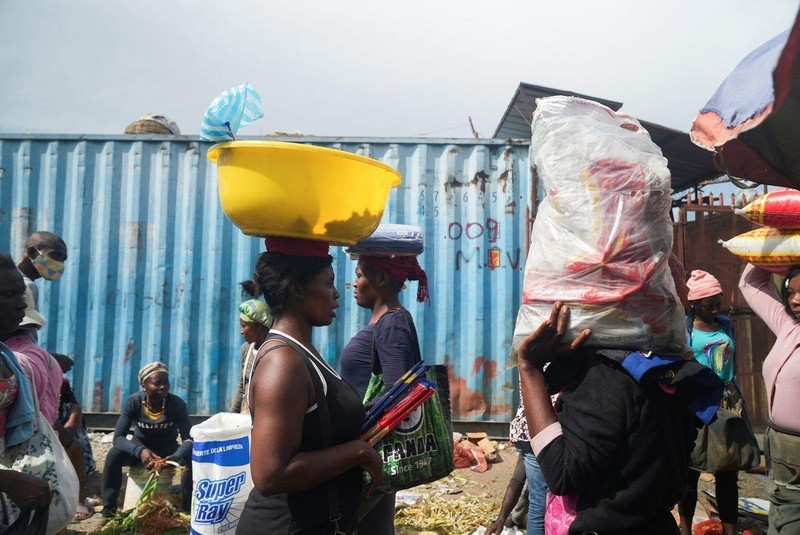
top-left (720, 227), bottom-right (800, 273)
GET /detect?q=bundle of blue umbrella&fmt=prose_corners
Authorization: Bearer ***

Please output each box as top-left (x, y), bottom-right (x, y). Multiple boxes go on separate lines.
top-left (359, 361), bottom-right (434, 445)
top-left (200, 82), bottom-right (263, 142)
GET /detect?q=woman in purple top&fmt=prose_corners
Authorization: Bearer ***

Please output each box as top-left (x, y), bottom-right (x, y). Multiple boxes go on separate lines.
top-left (340, 255), bottom-right (429, 535)
top-left (739, 264), bottom-right (800, 534)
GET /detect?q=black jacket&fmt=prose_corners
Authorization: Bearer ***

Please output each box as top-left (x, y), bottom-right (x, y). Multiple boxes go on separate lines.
top-left (538, 352), bottom-right (713, 534)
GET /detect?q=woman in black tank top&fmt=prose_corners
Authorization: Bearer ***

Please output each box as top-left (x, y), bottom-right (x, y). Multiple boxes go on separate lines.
top-left (237, 238), bottom-right (382, 535)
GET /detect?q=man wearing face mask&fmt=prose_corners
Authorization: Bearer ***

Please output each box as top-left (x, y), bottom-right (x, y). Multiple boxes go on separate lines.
top-left (16, 232), bottom-right (67, 342)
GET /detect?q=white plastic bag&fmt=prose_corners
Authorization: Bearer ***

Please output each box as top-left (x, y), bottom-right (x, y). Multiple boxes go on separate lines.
top-left (190, 412), bottom-right (254, 534)
top-left (513, 96), bottom-right (687, 356)
top-left (1, 359), bottom-right (79, 534)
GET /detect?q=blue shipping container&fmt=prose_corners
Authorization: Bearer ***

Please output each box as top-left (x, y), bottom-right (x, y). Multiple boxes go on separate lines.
top-left (0, 135), bottom-right (537, 422)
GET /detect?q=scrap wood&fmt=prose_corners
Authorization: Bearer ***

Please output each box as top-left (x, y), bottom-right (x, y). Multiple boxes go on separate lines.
top-left (478, 438), bottom-right (498, 462)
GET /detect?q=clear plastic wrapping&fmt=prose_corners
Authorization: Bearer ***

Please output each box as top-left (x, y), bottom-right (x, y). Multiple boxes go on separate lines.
top-left (512, 96), bottom-right (688, 356)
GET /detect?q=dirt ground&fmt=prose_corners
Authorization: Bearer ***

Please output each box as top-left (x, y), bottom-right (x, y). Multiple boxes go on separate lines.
top-left (67, 434), bottom-right (770, 535)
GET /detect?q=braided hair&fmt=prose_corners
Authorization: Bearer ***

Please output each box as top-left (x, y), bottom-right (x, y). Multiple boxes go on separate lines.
top-left (252, 252), bottom-right (333, 318)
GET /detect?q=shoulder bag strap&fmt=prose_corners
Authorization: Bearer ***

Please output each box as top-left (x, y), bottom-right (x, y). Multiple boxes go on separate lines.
top-left (270, 333), bottom-right (344, 534)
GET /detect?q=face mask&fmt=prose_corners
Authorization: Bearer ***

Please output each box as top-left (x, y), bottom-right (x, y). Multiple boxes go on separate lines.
top-left (32, 250), bottom-right (65, 281)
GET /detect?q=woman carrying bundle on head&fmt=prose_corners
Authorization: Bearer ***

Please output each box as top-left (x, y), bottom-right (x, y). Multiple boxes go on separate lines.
top-left (740, 264), bottom-right (800, 534)
top-left (101, 361), bottom-right (193, 516)
top-left (340, 254), bottom-right (429, 534)
top-left (237, 237), bottom-right (382, 535)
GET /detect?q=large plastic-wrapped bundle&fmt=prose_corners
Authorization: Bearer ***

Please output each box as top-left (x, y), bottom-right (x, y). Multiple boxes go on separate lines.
top-left (512, 96), bottom-right (688, 356)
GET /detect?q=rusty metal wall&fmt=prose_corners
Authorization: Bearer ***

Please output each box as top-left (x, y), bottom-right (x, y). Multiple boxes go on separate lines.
top-left (0, 134), bottom-right (536, 420)
top-left (674, 200), bottom-right (772, 431)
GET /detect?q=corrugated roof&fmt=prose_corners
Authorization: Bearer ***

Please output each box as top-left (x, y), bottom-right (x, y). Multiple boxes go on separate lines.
top-left (492, 82), bottom-right (623, 139)
top-left (492, 82), bottom-right (720, 192)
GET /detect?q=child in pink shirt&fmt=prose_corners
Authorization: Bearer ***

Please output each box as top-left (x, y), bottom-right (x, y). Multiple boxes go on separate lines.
top-left (4, 334), bottom-right (62, 425)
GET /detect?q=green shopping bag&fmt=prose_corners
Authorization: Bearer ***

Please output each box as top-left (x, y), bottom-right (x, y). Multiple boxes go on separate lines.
top-left (363, 311), bottom-right (454, 492)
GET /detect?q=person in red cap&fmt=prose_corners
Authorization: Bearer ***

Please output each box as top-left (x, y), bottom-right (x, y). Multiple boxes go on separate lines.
top-left (339, 254), bottom-right (429, 534)
top-left (678, 270), bottom-right (746, 535)
top-left (239, 237), bottom-right (382, 535)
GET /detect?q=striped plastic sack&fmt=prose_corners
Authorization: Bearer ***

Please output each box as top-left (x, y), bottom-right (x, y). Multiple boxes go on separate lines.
top-left (201, 82), bottom-right (263, 141)
top-left (720, 227), bottom-right (800, 273)
top-left (736, 189), bottom-right (800, 229)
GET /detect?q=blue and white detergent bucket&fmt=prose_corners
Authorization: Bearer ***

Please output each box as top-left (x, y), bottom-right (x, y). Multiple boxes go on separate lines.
top-left (190, 413), bottom-right (253, 534)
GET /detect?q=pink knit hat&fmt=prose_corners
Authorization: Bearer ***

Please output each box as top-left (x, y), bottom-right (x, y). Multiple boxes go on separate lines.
top-left (686, 270), bottom-right (723, 301)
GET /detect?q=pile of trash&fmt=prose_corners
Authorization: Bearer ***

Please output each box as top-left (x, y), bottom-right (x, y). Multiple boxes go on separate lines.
top-left (394, 474), bottom-right (500, 534)
top-left (452, 432), bottom-right (499, 473)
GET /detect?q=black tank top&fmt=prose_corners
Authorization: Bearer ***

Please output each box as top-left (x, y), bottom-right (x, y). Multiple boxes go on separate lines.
top-left (237, 331), bottom-right (366, 535)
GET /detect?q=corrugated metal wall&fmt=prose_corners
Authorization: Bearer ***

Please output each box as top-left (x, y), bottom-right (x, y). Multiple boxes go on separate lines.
top-left (0, 135), bottom-right (536, 420)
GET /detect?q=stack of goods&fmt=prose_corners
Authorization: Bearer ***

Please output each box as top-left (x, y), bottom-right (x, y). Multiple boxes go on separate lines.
top-left (360, 361), bottom-right (435, 445)
top-left (720, 189), bottom-right (800, 272)
top-left (512, 96), bottom-right (687, 355)
top-left (345, 224), bottom-right (424, 257)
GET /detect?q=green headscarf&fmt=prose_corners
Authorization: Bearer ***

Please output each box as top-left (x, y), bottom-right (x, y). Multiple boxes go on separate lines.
top-left (240, 299), bottom-right (272, 328)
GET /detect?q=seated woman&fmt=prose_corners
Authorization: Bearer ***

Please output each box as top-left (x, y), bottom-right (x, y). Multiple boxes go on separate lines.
top-left (101, 362), bottom-right (193, 516)
top-left (53, 354), bottom-right (97, 521)
top-left (518, 302), bottom-right (723, 534)
top-left (237, 237), bottom-right (382, 535)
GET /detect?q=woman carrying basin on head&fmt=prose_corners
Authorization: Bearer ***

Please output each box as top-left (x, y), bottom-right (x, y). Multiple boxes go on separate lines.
top-left (237, 237), bottom-right (381, 535)
top-left (340, 254), bottom-right (429, 534)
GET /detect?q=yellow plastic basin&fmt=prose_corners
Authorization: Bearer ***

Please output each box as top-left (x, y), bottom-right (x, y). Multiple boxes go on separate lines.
top-left (207, 141), bottom-right (402, 245)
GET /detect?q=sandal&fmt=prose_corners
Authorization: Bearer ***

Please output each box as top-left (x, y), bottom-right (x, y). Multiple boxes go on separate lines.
top-left (75, 504), bottom-right (92, 521)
